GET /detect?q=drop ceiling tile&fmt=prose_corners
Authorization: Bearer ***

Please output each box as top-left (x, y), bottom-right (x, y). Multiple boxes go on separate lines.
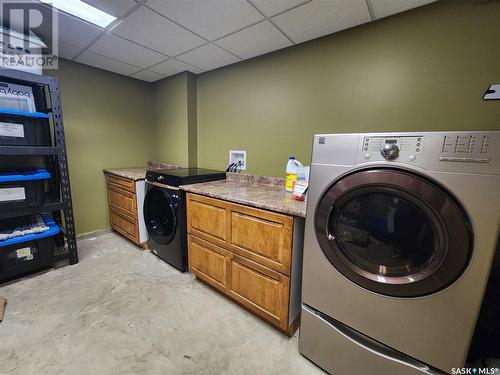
top-left (216, 21), bottom-right (291, 60)
top-left (149, 59), bottom-right (203, 76)
top-left (272, 0), bottom-right (371, 44)
top-left (75, 50), bottom-right (141, 75)
top-left (82, 0), bottom-right (139, 18)
top-left (130, 70), bottom-right (165, 82)
top-left (370, 0), bottom-right (437, 19)
top-left (177, 44), bottom-right (240, 71)
top-left (57, 11), bottom-right (104, 48)
top-left (111, 6), bottom-right (205, 56)
top-left (57, 42), bottom-right (82, 60)
top-left (88, 33), bottom-right (166, 68)
top-left (250, 0), bottom-right (309, 17)
top-left (146, 0), bottom-right (264, 41)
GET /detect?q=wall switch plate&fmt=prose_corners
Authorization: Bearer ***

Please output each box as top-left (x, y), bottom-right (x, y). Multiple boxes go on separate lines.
top-left (229, 150), bottom-right (247, 170)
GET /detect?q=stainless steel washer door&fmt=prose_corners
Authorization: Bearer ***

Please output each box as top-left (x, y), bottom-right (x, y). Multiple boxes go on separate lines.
top-left (314, 168), bottom-right (472, 298)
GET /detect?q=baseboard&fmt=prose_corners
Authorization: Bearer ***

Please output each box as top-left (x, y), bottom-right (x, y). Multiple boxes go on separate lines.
top-left (76, 227), bottom-right (113, 240)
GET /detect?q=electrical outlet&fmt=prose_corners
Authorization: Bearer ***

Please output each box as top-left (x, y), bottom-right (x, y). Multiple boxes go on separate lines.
top-left (229, 150), bottom-right (247, 170)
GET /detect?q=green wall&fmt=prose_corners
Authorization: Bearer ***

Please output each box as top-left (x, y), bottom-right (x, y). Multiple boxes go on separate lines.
top-left (51, 60), bottom-right (156, 235)
top-left (152, 72), bottom-right (197, 167)
top-left (49, 0), bottom-right (500, 234)
top-left (196, 0), bottom-right (500, 177)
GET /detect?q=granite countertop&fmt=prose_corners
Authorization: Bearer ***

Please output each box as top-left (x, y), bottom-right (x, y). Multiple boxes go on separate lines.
top-left (104, 161), bottom-right (181, 181)
top-left (180, 173), bottom-right (306, 218)
top-left (103, 167), bottom-right (148, 181)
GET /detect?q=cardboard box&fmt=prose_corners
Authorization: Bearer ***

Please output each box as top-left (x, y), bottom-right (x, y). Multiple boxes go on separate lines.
top-left (0, 297), bottom-right (6, 322)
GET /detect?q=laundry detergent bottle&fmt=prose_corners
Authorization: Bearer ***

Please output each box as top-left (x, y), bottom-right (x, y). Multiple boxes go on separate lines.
top-left (285, 157), bottom-right (303, 192)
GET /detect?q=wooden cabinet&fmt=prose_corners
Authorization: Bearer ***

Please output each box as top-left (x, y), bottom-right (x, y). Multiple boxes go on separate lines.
top-left (187, 193), bottom-right (303, 336)
top-left (230, 207), bottom-right (293, 275)
top-left (104, 173), bottom-right (147, 248)
top-left (109, 208), bottom-right (139, 244)
top-left (229, 255), bottom-right (290, 329)
top-left (188, 235), bottom-right (230, 291)
top-left (108, 185), bottom-right (137, 215)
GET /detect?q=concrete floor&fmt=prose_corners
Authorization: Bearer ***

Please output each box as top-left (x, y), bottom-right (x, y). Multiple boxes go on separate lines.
top-left (0, 232), bottom-right (325, 375)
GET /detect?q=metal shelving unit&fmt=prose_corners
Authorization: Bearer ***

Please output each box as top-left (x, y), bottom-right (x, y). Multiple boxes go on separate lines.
top-left (0, 146), bottom-right (60, 155)
top-left (0, 68), bottom-right (78, 270)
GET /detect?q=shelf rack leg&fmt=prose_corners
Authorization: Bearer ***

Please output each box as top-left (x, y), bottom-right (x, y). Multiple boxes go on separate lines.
top-left (49, 77), bottom-right (78, 265)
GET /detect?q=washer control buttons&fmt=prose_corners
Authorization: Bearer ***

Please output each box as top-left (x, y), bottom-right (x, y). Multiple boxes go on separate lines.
top-left (409, 155), bottom-right (416, 161)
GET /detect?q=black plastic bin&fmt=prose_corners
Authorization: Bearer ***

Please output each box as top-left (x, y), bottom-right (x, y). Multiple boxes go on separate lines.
top-left (0, 214), bottom-right (60, 281)
top-left (0, 108), bottom-right (50, 146)
top-left (0, 169), bottom-right (50, 209)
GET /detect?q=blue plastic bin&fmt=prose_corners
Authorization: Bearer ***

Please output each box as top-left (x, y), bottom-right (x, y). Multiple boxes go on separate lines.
top-left (0, 168), bottom-right (51, 208)
top-left (0, 108), bottom-right (51, 146)
top-left (0, 214), bottom-right (60, 279)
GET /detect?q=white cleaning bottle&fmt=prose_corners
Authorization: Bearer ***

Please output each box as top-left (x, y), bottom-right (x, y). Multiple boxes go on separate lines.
top-left (285, 156), bottom-right (303, 192)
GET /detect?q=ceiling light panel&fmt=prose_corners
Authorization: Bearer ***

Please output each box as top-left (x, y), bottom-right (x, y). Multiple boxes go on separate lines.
top-left (41, 0), bottom-right (116, 28)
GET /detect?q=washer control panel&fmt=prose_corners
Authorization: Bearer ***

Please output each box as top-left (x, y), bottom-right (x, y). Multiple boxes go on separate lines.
top-left (362, 136), bottom-right (423, 162)
top-left (360, 133), bottom-right (495, 165)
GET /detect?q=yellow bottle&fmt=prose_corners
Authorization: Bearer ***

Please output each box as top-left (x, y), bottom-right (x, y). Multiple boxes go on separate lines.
top-left (285, 157), bottom-right (302, 192)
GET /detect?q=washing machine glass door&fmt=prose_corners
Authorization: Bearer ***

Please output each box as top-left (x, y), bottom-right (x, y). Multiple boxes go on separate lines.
top-left (315, 168), bottom-right (472, 297)
top-left (144, 187), bottom-right (177, 245)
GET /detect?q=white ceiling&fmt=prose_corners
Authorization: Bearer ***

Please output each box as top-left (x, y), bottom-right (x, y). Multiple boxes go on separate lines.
top-left (15, 0), bottom-right (438, 82)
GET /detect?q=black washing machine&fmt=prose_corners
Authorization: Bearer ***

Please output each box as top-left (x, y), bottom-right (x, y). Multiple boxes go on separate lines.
top-left (144, 168), bottom-right (226, 272)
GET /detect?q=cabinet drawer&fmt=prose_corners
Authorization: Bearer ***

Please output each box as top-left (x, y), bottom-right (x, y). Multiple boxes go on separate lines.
top-left (106, 174), bottom-right (136, 193)
top-left (187, 194), bottom-right (227, 243)
top-left (230, 207), bottom-right (293, 275)
top-left (229, 255), bottom-right (290, 329)
top-left (109, 208), bottom-right (139, 244)
top-left (107, 185), bottom-right (137, 217)
top-left (188, 235), bottom-right (229, 291)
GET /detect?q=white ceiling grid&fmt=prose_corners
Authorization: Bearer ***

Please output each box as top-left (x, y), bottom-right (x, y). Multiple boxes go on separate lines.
top-left (15, 0), bottom-right (437, 81)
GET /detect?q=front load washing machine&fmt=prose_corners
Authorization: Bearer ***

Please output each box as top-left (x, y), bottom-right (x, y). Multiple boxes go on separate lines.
top-left (144, 168), bottom-right (226, 272)
top-left (299, 131), bottom-right (500, 374)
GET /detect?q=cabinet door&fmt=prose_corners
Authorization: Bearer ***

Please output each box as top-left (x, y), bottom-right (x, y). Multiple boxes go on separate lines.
top-left (109, 208), bottom-right (139, 244)
top-left (230, 206), bottom-right (293, 275)
top-left (188, 235), bottom-right (230, 291)
top-left (107, 185), bottom-right (137, 217)
top-left (187, 194), bottom-right (228, 244)
top-left (229, 254), bottom-right (290, 330)
top-left (106, 174), bottom-right (136, 193)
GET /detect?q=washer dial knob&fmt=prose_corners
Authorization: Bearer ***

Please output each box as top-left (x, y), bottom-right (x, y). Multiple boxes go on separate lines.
top-left (381, 143), bottom-right (400, 160)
